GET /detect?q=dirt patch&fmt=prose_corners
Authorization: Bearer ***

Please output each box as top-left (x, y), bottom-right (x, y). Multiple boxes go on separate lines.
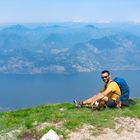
top-left (67, 117), bottom-right (140, 140)
top-left (0, 129), bottom-right (21, 140)
top-left (20, 131), bottom-right (40, 140)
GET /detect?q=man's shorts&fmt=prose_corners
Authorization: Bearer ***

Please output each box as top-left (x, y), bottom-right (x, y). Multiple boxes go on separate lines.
top-left (106, 98), bottom-right (117, 107)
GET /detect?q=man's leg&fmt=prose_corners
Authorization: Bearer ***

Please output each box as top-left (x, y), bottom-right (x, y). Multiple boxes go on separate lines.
top-left (83, 96), bottom-right (108, 105)
top-left (73, 96), bottom-right (95, 108)
top-left (106, 98), bottom-right (117, 107)
top-left (82, 96), bottom-right (95, 105)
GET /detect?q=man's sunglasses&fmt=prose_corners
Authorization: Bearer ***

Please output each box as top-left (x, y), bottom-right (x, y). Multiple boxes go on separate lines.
top-left (101, 76), bottom-right (108, 79)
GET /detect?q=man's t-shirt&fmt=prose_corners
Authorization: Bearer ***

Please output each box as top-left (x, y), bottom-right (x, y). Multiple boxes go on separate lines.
top-left (106, 81), bottom-right (121, 100)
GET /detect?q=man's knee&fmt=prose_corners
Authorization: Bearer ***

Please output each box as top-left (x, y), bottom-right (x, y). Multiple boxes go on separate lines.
top-left (102, 96), bottom-right (108, 102)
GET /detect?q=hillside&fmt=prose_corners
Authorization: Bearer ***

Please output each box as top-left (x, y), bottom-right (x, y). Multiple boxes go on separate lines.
top-left (0, 98), bottom-right (140, 140)
top-left (0, 23), bottom-right (140, 74)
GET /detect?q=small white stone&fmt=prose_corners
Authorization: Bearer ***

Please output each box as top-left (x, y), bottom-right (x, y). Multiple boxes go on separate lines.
top-left (40, 129), bottom-right (59, 140)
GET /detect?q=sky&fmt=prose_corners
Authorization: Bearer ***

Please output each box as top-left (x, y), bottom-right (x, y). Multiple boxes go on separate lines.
top-left (0, 0), bottom-right (140, 23)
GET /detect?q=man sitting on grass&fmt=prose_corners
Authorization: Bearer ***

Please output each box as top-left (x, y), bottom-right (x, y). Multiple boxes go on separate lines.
top-left (74, 70), bottom-right (121, 110)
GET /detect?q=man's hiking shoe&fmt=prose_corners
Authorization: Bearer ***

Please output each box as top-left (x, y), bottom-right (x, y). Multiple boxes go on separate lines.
top-left (73, 100), bottom-right (82, 108)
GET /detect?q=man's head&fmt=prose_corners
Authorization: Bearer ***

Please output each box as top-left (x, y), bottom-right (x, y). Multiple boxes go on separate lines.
top-left (101, 70), bottom-right (111, 83)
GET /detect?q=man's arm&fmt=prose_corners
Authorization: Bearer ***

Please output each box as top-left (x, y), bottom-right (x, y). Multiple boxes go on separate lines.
top-left (91, 88), bottom-right (112, 105)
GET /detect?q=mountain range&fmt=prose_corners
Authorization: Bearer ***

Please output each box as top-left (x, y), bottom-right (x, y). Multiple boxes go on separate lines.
top-left (0, 22), bottom-right (140, 74)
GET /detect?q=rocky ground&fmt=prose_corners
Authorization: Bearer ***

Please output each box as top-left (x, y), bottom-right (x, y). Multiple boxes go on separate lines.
top-left (1, 117), bottom-right (140, 140)
top-left (67, 117), bottom-right (140, 140)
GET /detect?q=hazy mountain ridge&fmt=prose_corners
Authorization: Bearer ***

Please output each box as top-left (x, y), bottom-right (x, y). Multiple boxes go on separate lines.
top-left (0, 23), bottom-right (140, 74)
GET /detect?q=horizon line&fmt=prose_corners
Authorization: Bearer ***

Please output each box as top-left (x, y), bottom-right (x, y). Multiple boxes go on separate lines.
top-left (0, 21), bottom-right (140, 25)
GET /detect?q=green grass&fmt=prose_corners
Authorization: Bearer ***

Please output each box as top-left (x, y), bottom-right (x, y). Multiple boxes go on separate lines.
top-left (0, 98), bottom-right (140, 139)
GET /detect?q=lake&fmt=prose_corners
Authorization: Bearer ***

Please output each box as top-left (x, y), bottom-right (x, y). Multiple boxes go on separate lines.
top-left (0, 70), bottom-right (139, 111)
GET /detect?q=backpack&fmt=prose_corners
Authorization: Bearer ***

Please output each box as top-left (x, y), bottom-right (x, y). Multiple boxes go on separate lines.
top-left (113, 77), bottom-right (130, 106)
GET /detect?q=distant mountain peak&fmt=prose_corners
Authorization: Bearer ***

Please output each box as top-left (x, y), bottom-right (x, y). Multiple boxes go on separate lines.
top-left (85, 25), bottom-right (97, 29)
top-left (3, 24), bottom-right (29, 31)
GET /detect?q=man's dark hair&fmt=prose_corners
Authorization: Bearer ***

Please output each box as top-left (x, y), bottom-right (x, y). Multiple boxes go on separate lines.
top-left (101, 70), bottom-right (110, 75)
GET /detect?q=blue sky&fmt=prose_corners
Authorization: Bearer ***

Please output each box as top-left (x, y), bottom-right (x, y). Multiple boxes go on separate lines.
top-left (0, 0), bottom-right (140, 23)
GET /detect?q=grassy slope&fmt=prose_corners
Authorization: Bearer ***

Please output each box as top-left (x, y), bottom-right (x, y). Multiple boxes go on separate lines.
top-left (0, 98), bottom-right (140, 139)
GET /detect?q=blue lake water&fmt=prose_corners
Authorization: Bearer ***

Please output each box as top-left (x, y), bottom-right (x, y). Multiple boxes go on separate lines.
top-left (0, 70), bottom-right (139, 111)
